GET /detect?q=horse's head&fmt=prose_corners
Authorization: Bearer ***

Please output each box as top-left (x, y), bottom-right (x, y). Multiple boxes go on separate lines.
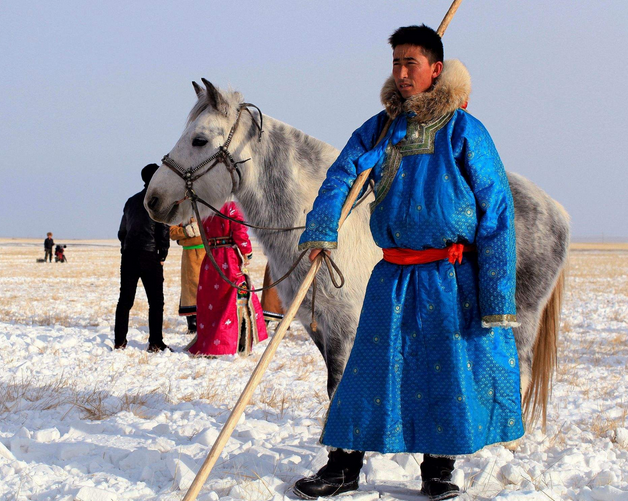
top-left (145, 79), bottom-right (256, 224)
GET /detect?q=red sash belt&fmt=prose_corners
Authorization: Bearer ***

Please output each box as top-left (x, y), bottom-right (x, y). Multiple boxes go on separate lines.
top-left (383, 243), bottom-right (475, 265)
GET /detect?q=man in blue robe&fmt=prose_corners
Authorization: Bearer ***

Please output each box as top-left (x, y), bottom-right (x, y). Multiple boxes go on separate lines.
top-left (293, 25), bottom-right (523, 501)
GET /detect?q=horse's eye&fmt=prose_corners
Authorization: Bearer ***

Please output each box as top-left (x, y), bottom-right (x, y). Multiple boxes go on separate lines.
top-left (192, 137), bottom-right (208, 147)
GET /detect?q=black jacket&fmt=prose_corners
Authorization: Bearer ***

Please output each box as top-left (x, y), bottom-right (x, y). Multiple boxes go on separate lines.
top-left (118, 189), bottom-right (170, 260)
top-left (44, 238), bottom-right (54, 250)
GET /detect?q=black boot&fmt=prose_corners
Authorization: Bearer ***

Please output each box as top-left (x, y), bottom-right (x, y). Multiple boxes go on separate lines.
top-left (114, 341), bottom-right (127, 350)
top-left (186, 315), bottom-right (197, 334)
top-left (147, 341), bottom-right (172, 353)
top-left (293, 449), bottom-right (364, 499)
top-left (420, 454), bottom-right (460, 500)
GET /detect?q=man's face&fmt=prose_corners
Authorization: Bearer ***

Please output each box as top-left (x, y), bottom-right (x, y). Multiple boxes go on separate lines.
top-left (392, 44), bottom-right (443, 98)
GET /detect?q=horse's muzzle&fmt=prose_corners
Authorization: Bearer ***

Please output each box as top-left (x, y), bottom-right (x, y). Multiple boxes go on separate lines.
top-left (146, 196), bottom-right (160, 211)
top-left (144, 193), bottom-right (179, 223)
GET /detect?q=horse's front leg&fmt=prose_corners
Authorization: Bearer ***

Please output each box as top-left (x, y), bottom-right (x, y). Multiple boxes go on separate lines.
top-left (323, 336), bottom-right (350, 398)
top-left (300, 298), bottom-right (357, 398)
top-left (302, 321), bottom-right (348, 398)
top-left (320, 314), bottom-right (357, 398)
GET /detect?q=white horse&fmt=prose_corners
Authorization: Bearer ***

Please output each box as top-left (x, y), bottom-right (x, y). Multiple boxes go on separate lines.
top-left (146, 80), bottom-right (569, 427)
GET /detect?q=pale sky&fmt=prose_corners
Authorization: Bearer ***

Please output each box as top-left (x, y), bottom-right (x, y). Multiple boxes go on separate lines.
top-left (1, 0), bottom-right (627, 241)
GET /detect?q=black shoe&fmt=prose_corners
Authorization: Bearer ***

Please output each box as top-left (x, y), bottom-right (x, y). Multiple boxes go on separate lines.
top-left (186, 315), bottom-right (197, 334)
top-left (420, 455), bottom-right (459, 500)
top-left (293, 476), bottom-right (358, 500)
top-left (114, 341), bottom-right (127, 350)
top-left (293, 449), bottom-right (364, 499)
top-left (420, 479), bottom-right (460, 500)
top-left (147, 342), bottom-right (172, 353)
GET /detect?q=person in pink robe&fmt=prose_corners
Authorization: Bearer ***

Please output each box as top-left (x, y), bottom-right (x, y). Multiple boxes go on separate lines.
top-left (188, 201), bottom-right (268, 356)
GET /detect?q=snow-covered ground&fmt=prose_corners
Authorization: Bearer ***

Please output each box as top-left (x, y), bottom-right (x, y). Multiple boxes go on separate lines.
top-left (1, 240), bottom-right (627, 501)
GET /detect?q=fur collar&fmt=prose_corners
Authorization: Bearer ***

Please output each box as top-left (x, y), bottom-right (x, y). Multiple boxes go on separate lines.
top-left (380, 59), bottom-right (471, 122)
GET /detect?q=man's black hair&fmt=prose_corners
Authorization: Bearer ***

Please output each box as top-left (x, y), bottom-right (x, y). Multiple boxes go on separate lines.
top-left (388, 24), bottom-right (444, 64)
top-left (141, 163), bottom-right (160, 186)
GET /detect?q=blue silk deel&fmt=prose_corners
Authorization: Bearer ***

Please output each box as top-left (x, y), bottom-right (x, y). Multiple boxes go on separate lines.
top-left (299, 109), bottom-right (524, 455)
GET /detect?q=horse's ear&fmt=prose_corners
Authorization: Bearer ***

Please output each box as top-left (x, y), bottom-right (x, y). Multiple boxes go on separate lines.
top-left (201, 78), bottom-right (229, 116)
top-left (192, 81), bottom-right (204, 97)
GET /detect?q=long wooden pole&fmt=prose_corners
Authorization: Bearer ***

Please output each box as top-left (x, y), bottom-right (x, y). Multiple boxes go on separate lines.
top-left (437, 0), bottom-right (464, 36)
top-left (183, 2), bottom-right (464, 499)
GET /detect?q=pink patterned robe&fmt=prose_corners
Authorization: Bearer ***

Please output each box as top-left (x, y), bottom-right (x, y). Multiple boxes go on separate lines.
top-left (188, 202), bottom-right (267, 356)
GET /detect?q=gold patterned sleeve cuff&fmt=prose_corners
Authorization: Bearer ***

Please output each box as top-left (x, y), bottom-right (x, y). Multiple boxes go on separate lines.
top-left (297, 241), bottom-right (338, 252)
top-left (481, 314), bottom-right (520, 329)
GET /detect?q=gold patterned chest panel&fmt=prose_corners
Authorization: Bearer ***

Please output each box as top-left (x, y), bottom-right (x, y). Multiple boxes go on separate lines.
top-left (371, 112), bottom-right (454, 212)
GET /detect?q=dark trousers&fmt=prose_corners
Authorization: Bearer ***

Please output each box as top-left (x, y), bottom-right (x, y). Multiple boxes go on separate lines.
top-left (114, 250), bottom-right (164, 346)
top-left (44, 249), bottom-right (53, 262)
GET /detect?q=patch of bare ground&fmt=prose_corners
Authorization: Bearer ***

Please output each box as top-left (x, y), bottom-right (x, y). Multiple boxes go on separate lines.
top-left (570, 242), bottom-right (628, 251)
top-left (567, 249), bottom-right (628, 296)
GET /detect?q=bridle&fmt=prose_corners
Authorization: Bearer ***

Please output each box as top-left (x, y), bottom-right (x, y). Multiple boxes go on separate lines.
top-left (162, 103), bottom-right (307, 233)
top-left (162, 103), bottom-right (263, 202)
top-left (159, 102), bottom-right (345, 305)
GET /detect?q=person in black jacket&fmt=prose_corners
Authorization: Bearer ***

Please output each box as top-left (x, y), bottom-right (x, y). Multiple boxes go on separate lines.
top-left (114, 164), bottom-right (170, 352)
top-left (44, 233), bottom-right (54, 263)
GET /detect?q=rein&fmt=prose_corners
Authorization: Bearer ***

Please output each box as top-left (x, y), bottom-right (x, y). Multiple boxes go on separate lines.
top-left (190, 198), bottom-right (344, 296)
top-left (163, 103), bottom-right (374, 233)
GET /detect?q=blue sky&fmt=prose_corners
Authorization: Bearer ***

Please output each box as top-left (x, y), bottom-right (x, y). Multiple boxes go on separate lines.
top-left (1, 0), bottom-right (626, 240)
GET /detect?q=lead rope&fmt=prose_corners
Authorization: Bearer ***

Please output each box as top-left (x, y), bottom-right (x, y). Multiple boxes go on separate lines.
top-left (310, 276), bottom-right (318, 332)
top-left (190, 190), bottom-right (344, 295)
top-left (309, 252), bottom-right (344, 332)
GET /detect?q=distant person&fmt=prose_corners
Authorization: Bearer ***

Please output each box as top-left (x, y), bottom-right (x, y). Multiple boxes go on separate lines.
top-left (187, 201), bottom-right (267, 356)
top-left (169, 218), bottom-right (206, 334)
top-left (114, 163), bottom-right (170, 352)
top-left (44, 233), bottom-right (54, 263)
top-left (54, 244), bottom-right (67, 263)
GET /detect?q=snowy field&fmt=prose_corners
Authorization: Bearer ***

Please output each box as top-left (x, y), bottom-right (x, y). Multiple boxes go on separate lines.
top-left (1, 239), bottom-right (627, 501)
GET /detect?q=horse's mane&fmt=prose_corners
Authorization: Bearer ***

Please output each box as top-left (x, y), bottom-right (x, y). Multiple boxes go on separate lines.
top-left (187, 88), bottom-right (244, 125)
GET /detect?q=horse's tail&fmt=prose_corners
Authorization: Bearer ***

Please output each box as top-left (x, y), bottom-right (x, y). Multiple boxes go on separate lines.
top-left (523, 263), bottom-right (567, 430)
